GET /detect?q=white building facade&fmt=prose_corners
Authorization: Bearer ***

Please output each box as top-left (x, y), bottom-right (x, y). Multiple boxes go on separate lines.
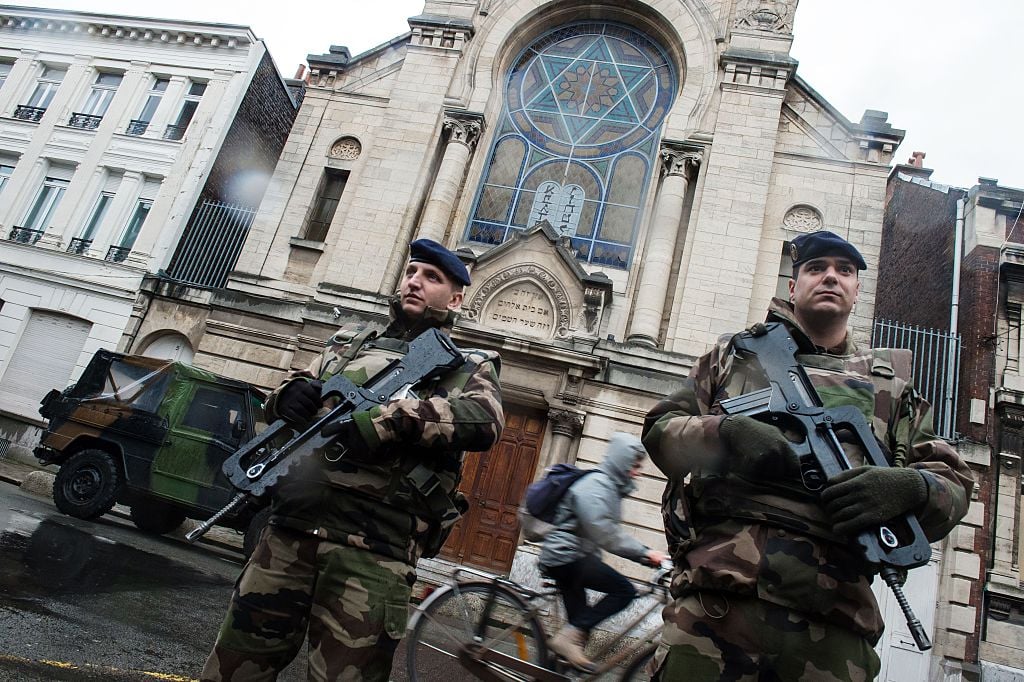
top-left (0, 6), bottom-right (295, 447)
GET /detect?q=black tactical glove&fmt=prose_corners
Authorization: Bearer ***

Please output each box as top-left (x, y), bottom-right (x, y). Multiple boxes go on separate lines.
top-left (275, 379), bottom-right (323, 425)
top-left (718, 415), bottom-right (799, 480)
top-left (820, 466), bottom-right (928, 537)
top-left (320, 416), bottom-right (370, 463)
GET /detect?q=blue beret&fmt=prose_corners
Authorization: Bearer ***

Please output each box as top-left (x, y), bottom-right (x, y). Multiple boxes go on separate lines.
top-left (409, 239), bottom-right (471, 286)
top-left (790, 230), bottom-right (867, 271)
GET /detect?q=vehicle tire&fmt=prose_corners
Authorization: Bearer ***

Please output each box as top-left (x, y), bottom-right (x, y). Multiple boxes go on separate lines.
top-left (129, 499), bottom-right (187, 535)
top-left (242, 506), bottom-right (271, 559)
top-left (52, 449), bottom-right (123, 520)
top-left (406, 580), bottom-right (548, 682)
top-left (620, 646), bottom-right (656, 681)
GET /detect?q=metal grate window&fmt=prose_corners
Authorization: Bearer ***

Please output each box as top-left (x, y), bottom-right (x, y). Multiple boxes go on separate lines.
top-left (872, 318), bottom-right (962, 441)
top-left (0, 437), bottom-right (9, 460)
top-left (166, 200), bottom-right (256, 288)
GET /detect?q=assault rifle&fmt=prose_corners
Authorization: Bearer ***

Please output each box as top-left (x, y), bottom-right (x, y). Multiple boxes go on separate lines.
top-left (185, 327), bottom-right (464, 544)
top-left (718, 322), bottom-right (933, 651)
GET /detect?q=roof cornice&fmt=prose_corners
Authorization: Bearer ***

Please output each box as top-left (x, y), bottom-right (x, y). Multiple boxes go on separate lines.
top-left (0, 5), bottom-right (255, 51)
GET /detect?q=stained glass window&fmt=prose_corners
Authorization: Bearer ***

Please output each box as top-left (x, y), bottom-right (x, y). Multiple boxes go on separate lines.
top-left (466, 22), bottom-right (676, 268)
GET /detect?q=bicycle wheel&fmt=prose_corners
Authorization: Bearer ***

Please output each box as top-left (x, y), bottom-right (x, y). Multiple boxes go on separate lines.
top-left (619, 646), bottom-right (656, 681)
top-left (406, 580), bottom-right (548, 681)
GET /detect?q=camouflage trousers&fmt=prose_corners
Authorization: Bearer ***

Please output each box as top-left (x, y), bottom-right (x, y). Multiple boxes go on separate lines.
top-left (201, 525), bottom-right (414, 682)
top-left (651, 593), bottom-right (881, 682)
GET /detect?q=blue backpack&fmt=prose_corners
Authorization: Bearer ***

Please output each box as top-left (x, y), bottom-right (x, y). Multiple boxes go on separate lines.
top-left (517, 464), bottom-right (596, 542)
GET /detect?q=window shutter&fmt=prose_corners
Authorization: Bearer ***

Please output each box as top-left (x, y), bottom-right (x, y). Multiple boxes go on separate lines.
top-left (0, 311), bottom-right (91, 415)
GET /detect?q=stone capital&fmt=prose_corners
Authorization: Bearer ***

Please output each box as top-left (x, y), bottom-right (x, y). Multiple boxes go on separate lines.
top-left (443, 113), bottom-right (483, 149)
top-left (548, 409), bottom-right (584, 438)
top-left (660, 146), bottom-right (703, 179)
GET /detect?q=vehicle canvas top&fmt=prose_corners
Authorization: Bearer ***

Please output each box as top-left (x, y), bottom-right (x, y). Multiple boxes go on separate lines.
top-left (39, 350), bottom-right (264, 456)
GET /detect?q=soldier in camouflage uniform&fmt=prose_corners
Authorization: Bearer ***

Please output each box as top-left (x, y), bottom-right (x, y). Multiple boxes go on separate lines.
top-left (642, 231), bottom-right (974, 681)
top-left (201, 239), bottom-right (504, 682)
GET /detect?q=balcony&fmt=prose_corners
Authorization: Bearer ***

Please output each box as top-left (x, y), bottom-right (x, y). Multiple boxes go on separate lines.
top-left (67, 237), bottom-right (92, 255)
top-left (8, 226), bottom-right (43, 244)
top-left (105, 245), bottom-right (131, 263)
top-left (68, 112), bottom-right (102, 130)
top-left (162, 123), bottom-right (186, 141)
top-left (125, 119), bottom-right (149, 136)
top-left (13, 105), bottom-right (45, 122)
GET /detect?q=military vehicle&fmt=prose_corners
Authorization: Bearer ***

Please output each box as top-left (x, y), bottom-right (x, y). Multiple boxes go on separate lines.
top-left (35, 349), bottom-right (271, 556)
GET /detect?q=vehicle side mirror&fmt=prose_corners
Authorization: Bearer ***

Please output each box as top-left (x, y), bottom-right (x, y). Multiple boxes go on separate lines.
top-left (231, 419), bottom-right (246, 441)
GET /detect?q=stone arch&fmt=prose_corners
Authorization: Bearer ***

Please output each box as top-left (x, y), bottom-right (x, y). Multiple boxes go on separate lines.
top-left (136, 330), bottom-right (195, 363)
top-left (457, 0), bottom-right (719, 136)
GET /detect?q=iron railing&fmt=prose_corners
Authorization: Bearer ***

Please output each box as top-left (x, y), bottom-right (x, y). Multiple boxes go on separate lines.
top-left (872, 318), bottom-right (962, 441)
top-left (105, 245), bottom-right (131, 263)
top-left (67, 237), bottom-right (92, 254)
top-left (163, 123), bottom-right (186, 141)
top-left (166, 200), bottom-right (256, 288)
top-left (68, 112), bottom-right (102, 129)
top-left (9, 226), bottom-right (43, 244)
top-left (13, 105), bottom-right (45, 122)
top-left (125, 119), bottom-right (149, 136)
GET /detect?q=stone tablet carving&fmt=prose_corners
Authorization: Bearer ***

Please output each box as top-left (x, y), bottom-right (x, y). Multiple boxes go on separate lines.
top-left (783, 205), bottom-right (823, 232)
top-left (329, 137), bottom-right (361, 159)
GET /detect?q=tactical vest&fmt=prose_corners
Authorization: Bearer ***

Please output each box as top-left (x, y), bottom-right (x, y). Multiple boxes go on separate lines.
top-left (680, 342), bottom-right (915, 547)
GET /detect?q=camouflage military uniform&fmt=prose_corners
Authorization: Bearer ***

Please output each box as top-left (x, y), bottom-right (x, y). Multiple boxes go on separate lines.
top-left (642, 298), bottom-right (973, 681)
top-left (201, 303), bottom-right (503, 682)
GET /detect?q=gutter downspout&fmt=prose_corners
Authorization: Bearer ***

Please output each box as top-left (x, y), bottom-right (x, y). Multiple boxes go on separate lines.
top-left (946, 197), bottom-right (965, 436)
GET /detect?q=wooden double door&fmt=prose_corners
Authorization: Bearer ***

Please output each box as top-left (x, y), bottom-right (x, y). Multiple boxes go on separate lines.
top-left (440, 407), bottom-right (544, 573)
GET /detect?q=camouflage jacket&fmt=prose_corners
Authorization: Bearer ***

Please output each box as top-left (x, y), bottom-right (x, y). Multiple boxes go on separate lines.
top-left (642, 298), bottom-right (973, 642)
top-left (264, 302), bottom-right (504, 565)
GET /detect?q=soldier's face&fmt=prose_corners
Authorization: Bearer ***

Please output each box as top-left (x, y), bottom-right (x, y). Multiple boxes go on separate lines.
top-left (400, 262), bottom-right (463, 317)
top-left (789, 255), bottom-right (860, 321)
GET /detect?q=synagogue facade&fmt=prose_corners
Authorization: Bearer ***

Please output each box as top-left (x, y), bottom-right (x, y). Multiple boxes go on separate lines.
top-left (124, 1), bottom-right (978, 677)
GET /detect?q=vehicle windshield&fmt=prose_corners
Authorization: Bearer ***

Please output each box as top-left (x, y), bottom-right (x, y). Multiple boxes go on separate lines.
top-left (81, 358), bottom-right (172, 411)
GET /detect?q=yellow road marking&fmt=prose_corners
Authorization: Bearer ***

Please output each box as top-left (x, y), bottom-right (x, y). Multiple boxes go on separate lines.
top-left (0, 654), bottom-right (197, 681)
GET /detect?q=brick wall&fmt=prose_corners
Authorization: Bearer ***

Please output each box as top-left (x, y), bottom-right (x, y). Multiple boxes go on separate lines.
top-left (199, 51), bottom-right (303, 207)
top-left (877, 175), bottom-right (964, 330)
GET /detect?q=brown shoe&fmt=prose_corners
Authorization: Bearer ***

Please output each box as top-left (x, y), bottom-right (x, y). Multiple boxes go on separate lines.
top-left (548, 625), bottom-right (596, 672)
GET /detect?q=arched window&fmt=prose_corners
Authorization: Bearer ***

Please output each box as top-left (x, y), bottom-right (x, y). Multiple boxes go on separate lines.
top-left (466, 22), bottom-right (676, 268)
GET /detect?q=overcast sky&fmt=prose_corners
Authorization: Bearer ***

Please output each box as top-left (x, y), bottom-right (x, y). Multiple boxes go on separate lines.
top-left (5, 0), bottom-right (1020, 191)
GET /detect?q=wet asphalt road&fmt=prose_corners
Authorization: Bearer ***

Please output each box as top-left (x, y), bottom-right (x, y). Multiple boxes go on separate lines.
top-left (0, 482), bottom-right (430, 681)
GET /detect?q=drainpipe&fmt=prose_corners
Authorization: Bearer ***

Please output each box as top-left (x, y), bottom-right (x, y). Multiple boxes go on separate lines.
top-left (946, 197), bottom-right (965, 434)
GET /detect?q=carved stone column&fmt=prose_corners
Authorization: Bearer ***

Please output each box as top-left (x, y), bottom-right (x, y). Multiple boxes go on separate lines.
top-left (546, 408), bottom-right (584, 467)
top-left (417, 112), bottom-right (482, 243)
top-left (627, 146), bottom-right (701, 347)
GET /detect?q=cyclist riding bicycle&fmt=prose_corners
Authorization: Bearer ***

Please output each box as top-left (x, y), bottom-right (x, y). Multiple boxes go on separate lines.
top-left (539, 432), bottom-right (669, 672)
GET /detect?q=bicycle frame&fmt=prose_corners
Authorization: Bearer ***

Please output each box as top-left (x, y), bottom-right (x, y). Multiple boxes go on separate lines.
top-left (411, 564), bottom-right (671, 682)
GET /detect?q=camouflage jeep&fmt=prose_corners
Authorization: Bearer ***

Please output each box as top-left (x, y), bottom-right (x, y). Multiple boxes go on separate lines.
top-left (35, 349), bottom-right (270, 556)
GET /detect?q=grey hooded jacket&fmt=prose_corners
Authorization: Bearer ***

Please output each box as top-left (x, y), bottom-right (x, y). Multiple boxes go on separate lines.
top-left (538, 432), bottom-right (650, 568)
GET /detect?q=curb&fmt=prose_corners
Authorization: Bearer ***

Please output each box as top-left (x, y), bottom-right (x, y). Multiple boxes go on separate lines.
top-left (9, 469), bottom-right (244, 555)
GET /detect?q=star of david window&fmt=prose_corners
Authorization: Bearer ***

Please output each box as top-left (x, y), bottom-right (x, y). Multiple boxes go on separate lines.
top-left (465, 23), bottom-right (676, 268)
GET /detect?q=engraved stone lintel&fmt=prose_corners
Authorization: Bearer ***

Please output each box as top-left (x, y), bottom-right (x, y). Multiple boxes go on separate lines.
top-left (549, 408), bottom-right (585, 438)
top-left (443, 113), bottom-right (483, 149)
top-left (464, 264), bottom-right (572, 340)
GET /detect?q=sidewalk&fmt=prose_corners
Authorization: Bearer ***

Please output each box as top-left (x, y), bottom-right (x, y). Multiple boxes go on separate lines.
top-left (0, 451), bottom-right (245, 553)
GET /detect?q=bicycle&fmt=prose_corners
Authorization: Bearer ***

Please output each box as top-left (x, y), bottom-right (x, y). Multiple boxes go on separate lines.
top-left (405, 561), bottom-right (673, 681)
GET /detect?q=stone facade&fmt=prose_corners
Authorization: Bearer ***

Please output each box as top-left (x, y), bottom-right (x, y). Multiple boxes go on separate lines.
top-left (122, 1), bottom-right (975, 678)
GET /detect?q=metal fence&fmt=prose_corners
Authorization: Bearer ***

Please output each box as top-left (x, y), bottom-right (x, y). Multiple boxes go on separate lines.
top-left (166, 200), bottom-right (256, 289)
top-left (872, 318), bottom-right (961, 441)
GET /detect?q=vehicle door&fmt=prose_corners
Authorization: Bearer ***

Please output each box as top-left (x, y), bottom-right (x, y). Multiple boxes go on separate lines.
top-left (152, 383), bottom-right (247, 510)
